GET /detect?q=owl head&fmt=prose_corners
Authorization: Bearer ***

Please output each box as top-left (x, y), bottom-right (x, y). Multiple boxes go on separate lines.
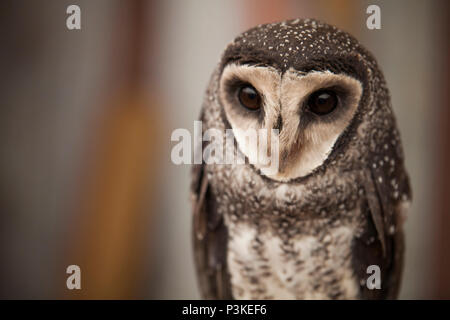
top-left (214, 19), bottom-right (390, 182)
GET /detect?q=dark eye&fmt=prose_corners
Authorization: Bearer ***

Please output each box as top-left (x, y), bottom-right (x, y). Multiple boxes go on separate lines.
top-left (307, 90), bottom-right (338, 115)
top-left (238, 85), bottom-right (261, 110)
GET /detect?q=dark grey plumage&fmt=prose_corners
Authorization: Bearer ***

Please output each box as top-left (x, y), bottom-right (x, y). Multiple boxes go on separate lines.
top-left (191, 19), bottom-right (411, 300)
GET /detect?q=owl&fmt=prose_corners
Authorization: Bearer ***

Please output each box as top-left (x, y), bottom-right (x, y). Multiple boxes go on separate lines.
top-left (191, 19), bottom-right (411, 300)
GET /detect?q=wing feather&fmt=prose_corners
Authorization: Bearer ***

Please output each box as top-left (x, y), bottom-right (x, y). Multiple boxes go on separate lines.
top-left (356, 122), bottom-right (412, 299)
top-left (191, 123), bottom-right (233, 299)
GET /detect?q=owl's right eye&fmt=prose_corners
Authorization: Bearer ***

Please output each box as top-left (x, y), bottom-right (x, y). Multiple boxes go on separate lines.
top-left (238, 85), bottom-right (261, 111)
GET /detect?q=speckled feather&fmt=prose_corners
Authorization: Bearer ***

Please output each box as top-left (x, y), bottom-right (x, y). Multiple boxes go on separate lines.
top-left (192, 19), bottom-right (411, 300)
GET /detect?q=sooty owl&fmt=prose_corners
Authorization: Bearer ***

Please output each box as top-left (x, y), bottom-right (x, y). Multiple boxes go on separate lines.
top-left (191, 19), bottom-right (411, 300)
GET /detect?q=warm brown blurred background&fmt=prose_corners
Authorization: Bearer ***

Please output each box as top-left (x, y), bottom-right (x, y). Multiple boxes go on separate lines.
top-left (0, 0), bottom-right (448, 299)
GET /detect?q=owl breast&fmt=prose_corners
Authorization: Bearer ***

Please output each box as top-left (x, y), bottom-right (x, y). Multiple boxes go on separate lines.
top-left (207, 155), bottom-right (367, 299)
top-left (225, 217), bottom-right (360, 299)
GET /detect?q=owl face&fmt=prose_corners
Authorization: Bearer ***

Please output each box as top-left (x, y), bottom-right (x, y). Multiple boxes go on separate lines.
top-left (219, 63), bottom-right (363, 181)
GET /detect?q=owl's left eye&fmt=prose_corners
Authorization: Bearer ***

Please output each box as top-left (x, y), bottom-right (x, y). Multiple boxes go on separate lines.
top-left (307, 89), bottom-right (338, 115)
top-left (238, 85), bottom-right (261, 111)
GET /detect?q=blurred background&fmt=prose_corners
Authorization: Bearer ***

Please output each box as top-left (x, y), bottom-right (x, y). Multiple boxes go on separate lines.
top-left (0, 0), bottom-right (449, 299)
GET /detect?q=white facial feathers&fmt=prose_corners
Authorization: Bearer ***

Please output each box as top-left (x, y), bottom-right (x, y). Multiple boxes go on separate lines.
top-left (219, 64), bottom-right (363, 181)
